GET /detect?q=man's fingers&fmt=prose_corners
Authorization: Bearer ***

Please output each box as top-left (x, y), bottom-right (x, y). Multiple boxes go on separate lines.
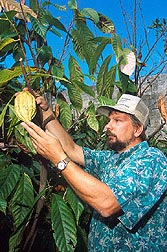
top-left (21, 121), bottom-right (45, 138)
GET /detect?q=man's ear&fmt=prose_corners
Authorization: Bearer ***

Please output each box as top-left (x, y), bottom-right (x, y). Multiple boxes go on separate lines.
top-left (134, 124), bottom-right (144, 137)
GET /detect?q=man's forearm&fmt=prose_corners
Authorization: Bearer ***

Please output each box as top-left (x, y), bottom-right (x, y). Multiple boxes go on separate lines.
top-left (42, 108), bottom-right (84, 165)
top-left (60, 161), bottom-right (121, 217)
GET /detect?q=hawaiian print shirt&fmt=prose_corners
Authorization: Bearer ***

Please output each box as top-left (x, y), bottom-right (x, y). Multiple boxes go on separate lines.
top-left (83, 141), bottom-right (167, 252)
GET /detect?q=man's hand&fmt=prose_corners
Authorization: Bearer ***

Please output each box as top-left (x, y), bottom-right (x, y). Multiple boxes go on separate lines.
top-left (21, 121), bottom-right (66, 165)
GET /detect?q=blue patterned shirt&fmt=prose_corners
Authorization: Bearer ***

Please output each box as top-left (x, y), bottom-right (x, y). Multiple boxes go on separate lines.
top-left (83, 141), bottom-right (167, 252)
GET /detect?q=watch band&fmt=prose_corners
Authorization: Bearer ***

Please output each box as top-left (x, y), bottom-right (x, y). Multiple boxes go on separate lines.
top-left (56, 156), bottom-right (71, 173)
top-left (42, 114), bottom-right (55, 129)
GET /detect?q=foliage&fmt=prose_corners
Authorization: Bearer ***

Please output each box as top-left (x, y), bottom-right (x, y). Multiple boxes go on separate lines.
top-left (0, 0), bottom-right (166, 251)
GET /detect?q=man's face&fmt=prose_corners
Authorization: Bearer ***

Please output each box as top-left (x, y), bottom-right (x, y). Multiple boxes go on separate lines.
top-left (105, 111), bottom-right (140, 152)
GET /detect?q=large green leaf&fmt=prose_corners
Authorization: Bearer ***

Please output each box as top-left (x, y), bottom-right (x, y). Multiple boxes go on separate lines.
top-left (14, 124), bottom-right (37, 155)
top-left (51, 194), bottom-right (77, 252)
top-left (86, 103), bottom-right (99, 132)
top-left (102, 65), bottom-right (116, 98)
top-left (0, 66), bottom-right (39, 85)
top-left (67, 85), bottom-right (83, 112)
top-left (10, 173), bottom-right (34, 228)
top-left (30, 15), bottom-right (48, 39)
top-left (89, 37), bottom-right (112, 74)
top-left (96, 55), bottom-right (112, 95)
top-left (80, 8), bottom-right (99, 24)
top-left (37, 45), bottom-right (53, 66)
top-left (111, 33), bottom-right (123, 59)
top-left (69, 55), bottom-right (84, 83)
top-left (58, 99), bottom-right (72, 129)
top-left (9, 225), bottom-right (25, 252)
top-left (0, 38), bottom-right (18, 51)
top-left (9, 187), bottom-right (47, 252)
top-left (72, 20), bottom-right (97, 67)
top-left (44, 11), bottom-right (67, 33)
top-left (74, 81), bottom-right (95, 97)
top-left (0, 164), bottom-right (20, 200)
top-left (97, 95), bottom-right (115, 106)
top-left (65, 187), bottom-right (84, 224)
top-left (96, 13), bottom-right (115, 34)
top-left (0, 11), bottom-right (17, 36)
top-left (118, 70), bottom-right (136, 93)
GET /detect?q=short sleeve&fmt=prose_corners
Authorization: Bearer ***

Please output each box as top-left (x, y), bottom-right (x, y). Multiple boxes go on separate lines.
top-left (109, 151), bottom-right (167, 230)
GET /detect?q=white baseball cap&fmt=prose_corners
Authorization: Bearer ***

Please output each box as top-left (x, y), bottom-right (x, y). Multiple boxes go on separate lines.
top-left (97, 94), bottom-right (149, 127)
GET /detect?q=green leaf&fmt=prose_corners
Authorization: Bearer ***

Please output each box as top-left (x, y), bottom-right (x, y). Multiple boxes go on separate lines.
top-left (103, 65), bottom-right (116, 98)
top-left (118, 70), bottom-right (136, 93)
top-left (0, 164), bottom-right (20, 200)
top-left (71, 29), bottom-right (85, 60)
top-left (111, 33), bottom-right (123, 59)
top-left (0, 38), bottom-right (18, 51)
top-left (42, 2), bottom-right (66, 11)
top-left (96, 55), bottom-right (112, 95)
top-left (0, 94), bottom-right (15, 127)
top-left (37, 45), bottom-right (53, 66)
top-left (52, 59), bottom-right (64, 79)
top-left (0, 66), bottom-right (38, 85)
top-left (65, 187), bottom-right (84, 224)
top-left (58, 99), bottom-right (72, 129)
top-left (89, 37), bottom-right (111, 74)
top-left (97, 95), bottom-right (115, 106)
top-left (9, 225), bottom-right (25, 252)
top-left (9, 188), bottom-right (47, 252)
top-left (86, 103), bottom-right (99, 132)
top-left (44, 11), bottom-right (67, 33)
top-left (68, 85), bottom-right (83, 112)
top-left (0, 197), bottom-right (7, 214)
top-left (69, 55), bottom-right (84, 83)
top-left (51, 194), bottom-right (77, 252)
top-left (96, 13), bottom-right (115, 34)
top-left (30, 15), bottom-right (48, 39)
top-left (68, 0), bottom-right (77, 10)
top-left (80, 8), bottom-right (99, 24)
top-left (75, 81), bottom-right (95, 97)
top-left (72, 21), bottom-right (97, 66)
top-left (10, 173), bottom-right (34, 228)
top-left (14, 124), bottom-right (37, 155)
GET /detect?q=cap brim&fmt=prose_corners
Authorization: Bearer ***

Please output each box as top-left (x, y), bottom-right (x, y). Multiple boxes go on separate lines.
top-left (97, 105), bottom-right (135, 116)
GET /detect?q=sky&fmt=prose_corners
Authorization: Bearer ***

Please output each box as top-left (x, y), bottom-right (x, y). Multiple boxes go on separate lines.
top-left (49, 0), bottom-right (167, 78)
top-left (3, 0), bottom-right (167, 80)
top-left (53, 0), bottom-right (167, 38)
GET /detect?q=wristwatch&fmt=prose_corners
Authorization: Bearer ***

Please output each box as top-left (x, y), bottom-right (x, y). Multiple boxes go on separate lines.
top-left (56, 157), bottom-right (71, 172)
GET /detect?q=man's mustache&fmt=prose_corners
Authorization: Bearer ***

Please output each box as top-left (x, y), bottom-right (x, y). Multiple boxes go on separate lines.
top-left (106, 130), bottom-right (117, 137)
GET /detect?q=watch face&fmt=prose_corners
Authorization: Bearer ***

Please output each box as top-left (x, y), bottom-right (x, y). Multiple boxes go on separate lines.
top-left (57, 161), bottom-right (66, 171)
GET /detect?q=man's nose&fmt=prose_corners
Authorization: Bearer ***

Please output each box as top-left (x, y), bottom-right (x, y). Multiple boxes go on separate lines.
top-left (105, 120), bottom-right (112, 131)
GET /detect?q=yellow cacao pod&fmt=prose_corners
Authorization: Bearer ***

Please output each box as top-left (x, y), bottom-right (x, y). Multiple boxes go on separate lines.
top-left (14, 91), bottom-right (36, 122)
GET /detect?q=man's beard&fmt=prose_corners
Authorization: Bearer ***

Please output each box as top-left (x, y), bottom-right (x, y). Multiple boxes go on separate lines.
top-left (106, 131), bottom-right (135, 152)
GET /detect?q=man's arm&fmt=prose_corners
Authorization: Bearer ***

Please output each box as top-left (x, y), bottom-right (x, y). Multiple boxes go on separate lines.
top-left (35, 93), bottom-right (84, 166)
top-left (21, 121), bottom-right (121, 217)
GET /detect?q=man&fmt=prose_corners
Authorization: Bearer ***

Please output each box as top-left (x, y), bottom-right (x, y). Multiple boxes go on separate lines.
top-left (21, 93), bottom-right (167, 251)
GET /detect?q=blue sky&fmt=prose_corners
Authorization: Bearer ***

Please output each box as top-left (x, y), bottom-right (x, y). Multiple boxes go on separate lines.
top-left (49, 0), bottom-right (166, 79)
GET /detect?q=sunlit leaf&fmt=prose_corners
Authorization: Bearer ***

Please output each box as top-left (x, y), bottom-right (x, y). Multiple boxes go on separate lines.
top-left (119, 49), bottom-right (136, 76)
top-left (68, 0), bottom-right (77, 10)
top-left (96, 55), bottom-right (112, 95)
top-left (80, 8), bottom-right (99, 24)
top-left (96, 13), bottom-right (115, 34)
top-left (58, 98), bottom-right (72, 129)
